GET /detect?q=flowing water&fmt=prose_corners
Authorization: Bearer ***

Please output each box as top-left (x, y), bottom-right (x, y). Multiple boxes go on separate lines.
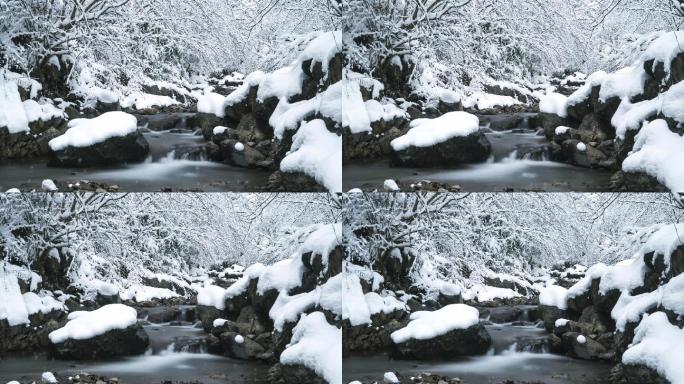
top-left (343, 322), bottom-right (612, 384)
top-left (0, 113), bottom-right (270, 192)
top-left (343, 114), bottom-right (614, 192)
top-left (0, 307), bottom-right (270, 384)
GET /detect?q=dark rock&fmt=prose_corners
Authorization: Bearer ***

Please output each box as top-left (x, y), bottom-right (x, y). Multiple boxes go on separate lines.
top-left (391, 131), bottom-right (491, 167)
top-left (48, 131), bottom-right (149, 167)
top-left (51, 323), bottom-right (149, 359)
top-left (392, 323), bottom-right (491, 359)
top-left (538, 304), bottom-right (566, 332)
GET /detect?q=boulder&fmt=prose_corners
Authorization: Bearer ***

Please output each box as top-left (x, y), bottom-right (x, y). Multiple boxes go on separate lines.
top-left (560, 332), bottom-right (610, 360)
top-left (217, 331), bottom-right (266, 360)
top-left (268, 362), bottom-right (327, 384)
top-left (48, 131), bottom-right (149, 167)
top-left (196, 305), bottom-right (223, 332)
top-left (538, 304), bottom-right (566, 332)
top-left (392, 323), bottom-right (491, 359)
top-left (391, 131), bottom-right (491, 167)
top-left (51, 323), bottom-right (149, 359)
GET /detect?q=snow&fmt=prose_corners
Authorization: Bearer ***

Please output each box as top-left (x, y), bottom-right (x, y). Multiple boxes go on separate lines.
top-left (662, 273), bottom-right (684, 315)
top-left (0, 271), bottom-right (30, 326)
top-left (131, 286), bottom-right (178, 302)
top-left (41, 179), bottom-right (58, 192)
top-left (642, 31), bottom-right (684, 76)
top-left (234, 142), bottom-right (245, 152)
top-left (384, 372), bottom-right (400, 383)
top-left (555, 126), bottom-right (570, 135)
top-left (640, 223), bottom-right (684, 266)
top-left (269, 80), bottom-right (342, 138)
top-left (223, 263), bottom-right (266, 299)
top-left (539, 92), bottom-right (568, 118)
top-left (429, 86), bottom-right (462, 104)
top-left (539, 284), bottom-right (568, 310)
top-left (391, 111), bottom-right (479, 151)
top-left (611, 289), bottom-right (660, 332)
top-left (48, 304), bottom-right (138, 343)
top-left (611, 81), bottom-right (684, 138)
top-left (257, 259), bottom-right (305, 295)
top-left (598, 257), bottom-right (647, 295)
top-left (598, 65), bottom-right (647, 102)
top-left (661, 80), bottom-right (684, 123)
top-left (470, 285), bottom-right (521, 302)
top-left (576, 142), bottom-right (587, 152)
top-left (120, 93), bottom-right (179, 110)
top-left (343, 79), bottom-right (372, 134)
top-left (622, 119), bottom-right (684, 193)
top-left (49, 112), bottom-right (138, 151)
top-left (391, 304), bottom-right (480, 344)
top-left (383, 179), bottom-right (400, 191)
top-left (197, 284), bottom-right (228, 310)
top-left (462, 92), bottom-right (522, 110)
top-left (622, 311), bottom-right (684, 384)
top-left (23, 291), bottom-right (65, 316)
top-left (256, 66), bottom-right (305, 102)
top-left (567, 71), bottom-right (607, 107)
top-left (365, 99), bottom-right (407, 123)
top-left (280, 119), bottom-right (342, 192)
top-left (567, 263), bottom-right (608, 299)
top-left (23, 99), bottom-right (65, 123)
top-left (223, 71), bottom-right (265, 107)
top-left (576, 335), bottom-right (586, 344)
top-left (196, 92), bottom-right (226, 117)
top-left (298, 31), bottom-right (342, 74)
top-left (213, 318), bottom-right (228, 327)
top-left (299, 223), bottom-right (343, 264)
top-left (0, 75), bottom-right (30, 133)
top-left (213, 126), bottom-right (228, 135)
top-left (342, 273), bottom-right (372, 326)
top-left (234, 334), bottom-right (244, 344)
top-left (555, 318), bottom-right (570, 327)
top-left (41, 372), bottom-right (57, 383)
top-left (364, 292), bottom-right (407, 316)
top-left (280, 311), bottom-right (341, 384)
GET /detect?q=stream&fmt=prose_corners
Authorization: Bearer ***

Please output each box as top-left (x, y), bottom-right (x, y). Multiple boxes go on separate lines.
top-left (0, 113), bottom-right (271, 192)
top-left (344, 322), bottom-right (612, 384)
top-left (0, 306), bottom-right (270, 384)
top-left (344, 114), bottom-right (614, 192)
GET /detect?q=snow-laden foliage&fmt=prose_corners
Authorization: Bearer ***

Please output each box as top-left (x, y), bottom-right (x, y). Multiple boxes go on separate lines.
top-left (0, 0), bottom-right (339, 90)
top-left (344, 0), bottom-right (682, 91)
top-left (0, 193), bottom-right (340, 288)
top-left (344, 193), bottom-right (680, 290)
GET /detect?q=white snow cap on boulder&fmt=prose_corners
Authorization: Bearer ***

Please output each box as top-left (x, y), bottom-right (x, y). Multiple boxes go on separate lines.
top-left (280, 311), bottom-right (341, 384)
top-left (391, 111), bottom-right (480, 151)
top-left (538, 284), bottom-right (568, 310)
top-left (49, 112), bottom-right (138, 151)
top-left (391, 304), bottom-right (480, 344)
top-left (539, 92), bottom-right (568, 118)
top-left (48, 304), bottom-right (138, 343)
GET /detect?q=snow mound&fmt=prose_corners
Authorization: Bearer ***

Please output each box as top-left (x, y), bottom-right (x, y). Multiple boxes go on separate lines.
top-left (539, 284), bottom-right (568, 309)
top-left (269, 273), bottom-right (343, 331)
top-left (467, 285), bottom-right (521, 303)
top-left (567, 71), bottom-right (607, 107)
top-left (567, 263), bottom-right (608, 299)
top-left (197, 284), bottom-right (229, 310)
top-left (0, 74), bottom-right (30, 133)
top-left (197, 92), bottom-right (227, 117)
top-left (640, 223), bottom-right (684, 267)
top-left (622, 119), bottom-right (684, 193)
top-left (343, 79), bottom-right (372, 134)
top-left (365, 99), bottom-right (407, 123)
top-left (23, 99), bottom-right (65, 123)
top-left (280, 119), bottom-right (341, 192)
top-left (121, 93), bottom-right (179, 110)
top-left (642, 31), bottom-right (684, 75)
top-left (0, 272), bottom-right (30, 326)
top-left (611, 289), bottom-right (660, 332)
top-left (539, 92), bottom-right (568, 118)
top-left (49, 112), bottom-right (138, 151)
top-left (463, 92), bottom-right (521, 110)
top-left (391, 111), bottom-right (480, 151)
top-left (48, 304), bottom-right (138, 343)
top-left (622, 311), bottom-right (684, 384)
top-left (599, 65), bottom-right (647, 102)
top-left (280, 311), bottom-right (341, 384)
top-left (391, 304), bottom-right (480, 343)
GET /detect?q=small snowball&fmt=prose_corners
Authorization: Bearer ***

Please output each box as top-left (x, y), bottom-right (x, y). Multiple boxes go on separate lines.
top-left (383, 179), bottom-right (400, 191)
top-left (576, 142), bottom-right (587, 152)
top-left (234, 142), bottom-right (245, 152)
top-left (234, 334), bottom-right (244, 344)
top-left (213, 318), bottom-right (228, 327)
top-left (41, 179), bottom-right (58, 192)
top-left (577, 335), bottom-right (586, 344)
top-left (213, 126), bottom-right (228, 135)
top-left (5, 188), bottom-right (21, 193)
top-left (383, 371), bottom-right (400, 383)
top-left (42, 371), bottom-right (58, 383)
top-left (555, 318), bottom-right (570, 328)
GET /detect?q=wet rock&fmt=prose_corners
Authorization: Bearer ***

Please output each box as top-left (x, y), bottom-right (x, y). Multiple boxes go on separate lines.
top-left (48, 131), bottom-right (149, 167)
top-left (343, 312), bottom-right (408, 354)
top-left (263, 170), bottom-right (327, 192)
top-left (480, 114), bottom-right (525, 131)
top-left (390, 131), bottom-right (491, 167)
top-left (217, 331), bottom-right (266, 360)
top-left (51, 323), bottom-right (149, 359)
top-left (538, 304), bottom-right (566, 332)
top-left (196, 305), bottom-right (223, 332)
top-left (267, 362), bottom-right (327, 384)
top-left (560, 332), bottom-right (610, 360)
top-left (484, 306), bottom-right (524, 323)
top-left (391, 323), bottom-right (491, 359)
top-left (0, 314), bottom-right (67, 354)
top-left (172, 336), bottom-right (207, 353)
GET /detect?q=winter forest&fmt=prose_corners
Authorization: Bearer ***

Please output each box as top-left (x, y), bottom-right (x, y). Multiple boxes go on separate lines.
top-left (2, 0), bottom-right (684, 383)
